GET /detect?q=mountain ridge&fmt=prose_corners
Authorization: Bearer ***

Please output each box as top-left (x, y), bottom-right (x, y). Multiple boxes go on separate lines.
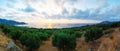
top-left (0, 18), bottom-right (26, 25)
top-left (99, 21), bottom-right (111, 24)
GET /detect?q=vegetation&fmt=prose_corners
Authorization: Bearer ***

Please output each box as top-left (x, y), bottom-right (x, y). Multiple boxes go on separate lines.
top-left (37, 32), bottom-right (49, 41)
top-left (0, 25), bottom-right (51, 50)
top-left (0, 21), bottom-right (120, 51)
top-left (19, 33), bottom-right (40, 51)
top-left (52, 33), bottom-right (76, 51)
top-left (74, 31), bottom-right (83, 38)
top-left (84, 27), bottom-right (103, 42)
top-left (9, 30), bottom-right (22, 40)
top-left (84, 27), bottom-right (103, 51)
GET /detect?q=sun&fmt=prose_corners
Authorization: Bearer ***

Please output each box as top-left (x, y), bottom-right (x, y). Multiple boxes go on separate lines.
top-left (47, 23), bottom-right (52, 28)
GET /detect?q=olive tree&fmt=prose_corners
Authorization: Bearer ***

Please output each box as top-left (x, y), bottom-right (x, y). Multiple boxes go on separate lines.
top-left (9, 30), bottom-right (22, 40)
top-left (37, 32), bottom-right (49, 41)
top-left (74, 31), bottom-right (83, 38)
top-left (19, 33), bottom-right (40, 51)
top-left (52, 33), bottom-right (76, 51)
top-left (84, 27), bottom-right (103, 51)
top-left (85, 27), bottom-right (103, 42)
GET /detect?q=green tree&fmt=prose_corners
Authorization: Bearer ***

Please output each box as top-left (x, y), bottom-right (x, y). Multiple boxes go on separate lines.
top-left (74, 31), bottom-right (83, 38)
top-left (19, 33), bottom-right (40, 51)
top-left (85, 27), bottom-right (103, 42)
top-left (52, 33), bottom-right (76, 51)
top-left (2, 26), bottom-right (11, 34)
top-left (37, 32), bottom-right (49, 41)
top-left (9, 30), bottom-right (22, 40)
top-left (84, 27), bottom-right (103, 51)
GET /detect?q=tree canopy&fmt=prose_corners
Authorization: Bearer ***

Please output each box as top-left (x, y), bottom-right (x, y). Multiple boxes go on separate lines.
top-left (84, 27), bottom-right (103, 42)
top-left (52, 33), bottom-right (76, 51)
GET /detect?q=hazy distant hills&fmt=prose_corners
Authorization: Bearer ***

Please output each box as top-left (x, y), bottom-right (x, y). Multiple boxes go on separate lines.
top-left (0, 18), bottom-right (26, 25)
top-left (52, 23), bottom-right (95, 28)
top-left (0, 18), bottom-right (114, 28)
top-left (99, 21), bottom-right (111, 24)
top-left (52, 21), bottom-right (112, 28)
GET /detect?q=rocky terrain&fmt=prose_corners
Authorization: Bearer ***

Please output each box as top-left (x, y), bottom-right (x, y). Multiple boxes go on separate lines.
top-left (0, 29), bottom-right (21, 51)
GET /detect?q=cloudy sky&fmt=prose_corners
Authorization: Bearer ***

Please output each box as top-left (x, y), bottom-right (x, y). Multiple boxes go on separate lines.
top-left (0, 0), bottom-right (120, 28)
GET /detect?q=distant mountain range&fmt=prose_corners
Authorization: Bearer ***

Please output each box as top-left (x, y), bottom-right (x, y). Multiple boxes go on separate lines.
top-left (52, 21), bottom-right (112, 28)
top-left (0, 18), bottom-right (114, 28)
top-left (99, 21), bottom-right (111, 24)
top-left (0, 18), bottom-right (26, 25)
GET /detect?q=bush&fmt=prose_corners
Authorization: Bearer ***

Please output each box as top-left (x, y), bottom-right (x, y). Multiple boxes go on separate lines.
top-left (37, 32), bottom-right (49, 41)
top-left (19, 33), bottom-right (40, 51)
top-left (74, 31), bottom-right (83, 38)
top-left (9, 30), bottom-right (22, 40)
top-left (84, 27), bottom-right (103, 42)
top-left (2, 26), bottom-right (11, 34)
top-left (52, 33), bottom-right (76, 51)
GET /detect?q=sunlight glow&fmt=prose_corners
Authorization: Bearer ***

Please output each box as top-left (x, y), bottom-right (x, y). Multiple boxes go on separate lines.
top-left (47, 23), bottom-right (52, 28)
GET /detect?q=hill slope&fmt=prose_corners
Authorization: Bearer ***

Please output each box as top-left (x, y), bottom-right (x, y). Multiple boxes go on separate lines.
top-left (0, 18), bottom-right (26, 25)
top-left (0, 29), bottom-right (21, 51)
top-left (0, 21), bottom-right (120, 51)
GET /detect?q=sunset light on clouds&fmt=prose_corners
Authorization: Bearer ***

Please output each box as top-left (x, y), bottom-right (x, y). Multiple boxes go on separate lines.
top-left (0, 0), bottom-right (120, 28)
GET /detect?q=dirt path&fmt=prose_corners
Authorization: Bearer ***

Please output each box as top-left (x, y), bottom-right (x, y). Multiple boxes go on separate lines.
top-left (37, 35), bottom-right (58, 51)
top-left (76, 36), bottom-right (91, 51)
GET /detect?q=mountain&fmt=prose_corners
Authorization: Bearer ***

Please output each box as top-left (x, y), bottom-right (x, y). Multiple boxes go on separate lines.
top-left (99, 21), bottom-right (111, 24)
top-left (52, 23), bottom-right (95, 28)
top-left (0, 18), bottom-right (26, 25)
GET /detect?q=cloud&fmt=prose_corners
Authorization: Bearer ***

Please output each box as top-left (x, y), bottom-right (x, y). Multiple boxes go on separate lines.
top-left (21, 5), bottom-right (35, 12)
top-left (15, 17), bottom-right (101, 28)
top-left (0, 0), bottom-right (120, 28)
top-left (27, 0), bottom-right (63, 16)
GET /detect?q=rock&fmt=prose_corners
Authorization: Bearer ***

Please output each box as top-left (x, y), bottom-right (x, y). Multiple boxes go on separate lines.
top-left (7, 41), bottom-right (21, 51)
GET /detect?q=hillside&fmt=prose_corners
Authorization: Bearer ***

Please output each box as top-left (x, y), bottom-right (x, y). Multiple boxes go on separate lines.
top-left (0, 28), bottom-right (10, 51)
top-left (0, 18), bottom-right (26, 25)
top-left (0, 27), bottom-right (119, 51)
top-left (0, 21), bottom-right (120, 51)
top-left (0, 28), bottom-right (21, 51)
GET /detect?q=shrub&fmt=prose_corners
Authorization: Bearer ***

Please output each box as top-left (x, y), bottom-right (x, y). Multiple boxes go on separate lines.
top-left (74, 31), bottom-right (83, 38)
top-left (84, 27), bottom-right (103, 42)
top-left (19, 33), bottom-right (40, 51)
top-left (37, 32), bottom-right (49, 41)
top-left (9, 30), bottom-right (22, 40)
top-left (52, 33), bottom-right (76, 51)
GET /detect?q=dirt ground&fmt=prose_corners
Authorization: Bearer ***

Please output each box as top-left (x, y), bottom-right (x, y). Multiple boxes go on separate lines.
top-left (117, 28), bottom-right (120, 51)
top-left (0, 29), bottom-right (10, 51)
top-left (37, 36), bottom-right (58, 51)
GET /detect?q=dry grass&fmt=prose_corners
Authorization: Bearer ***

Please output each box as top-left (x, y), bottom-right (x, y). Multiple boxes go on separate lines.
top-left (0, 29), bottom-right (11, 51)
top-left (76, 36), bottom-right (91, 51)
top-left (97, 28), bottom-right (119, 51)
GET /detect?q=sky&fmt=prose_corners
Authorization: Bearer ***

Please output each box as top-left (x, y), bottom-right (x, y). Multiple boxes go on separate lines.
top-left (0, 0), bottom-right (120, 28)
